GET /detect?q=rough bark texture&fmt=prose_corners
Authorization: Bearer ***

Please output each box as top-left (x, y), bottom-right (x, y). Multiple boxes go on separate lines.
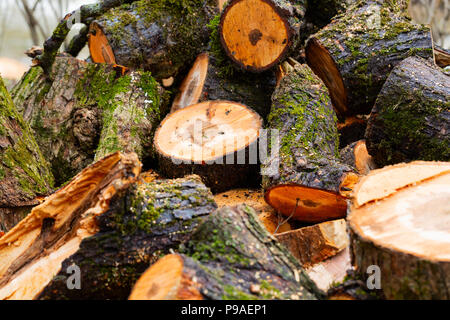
top-left (0, 152), bottom-right (141, 300)
top-left (38, 175), bottom-right (217, 300)
top-left (365, 56), bottom-right (450, 166)
top-left (305, 0), bottom-right (433, 118)
top-left (262, 62), bottom-right (355, 193)
top-left (11, 56), bottom-right (167, 186)
top-left (349, 228), bottom-right (449, 300)
top-left (35, 0), bottom-right (142, 74)
top-left (0, 76), bottom-right (54, 231)
top-left (175, 205), bottom-right (324, 300)
top-left (91, 0), bottom-right (219, 80)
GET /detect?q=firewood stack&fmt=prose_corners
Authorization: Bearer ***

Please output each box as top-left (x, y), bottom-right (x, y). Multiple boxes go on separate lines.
top-left (0, 0), bottom-right (448, 300)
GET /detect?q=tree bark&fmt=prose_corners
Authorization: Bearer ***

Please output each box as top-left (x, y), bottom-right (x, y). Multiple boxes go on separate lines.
top-left (89, 0), bottom-right (219, 80)
top-left (262, 61), bottom-right (358, 223)
top-left (365, 56), bottom-right (450, 166)
top-left (219, 0), bottom-right (306, 72)
top-left (11, 56), bottom-right (167, 186)
top-left (0, 152), bottom-right (141, 300)
top-left (348, 162), bottom-right (450, 299)
top-left (130, 205), bottom-right (324, 300)
top-left (0, 76), bottom-right (54, 233)
top-left (37, 175), bottom-right (217, 300)
top-left (305, 0), bottom-right (433, 119)
top-left (155, 100), bottom-right (263, 194)
top-left (171, 52), bottom-right (276, 119)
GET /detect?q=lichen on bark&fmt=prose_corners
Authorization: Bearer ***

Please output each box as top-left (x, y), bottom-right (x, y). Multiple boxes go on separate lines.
top-left (0, 76), bottom-right (54, 207)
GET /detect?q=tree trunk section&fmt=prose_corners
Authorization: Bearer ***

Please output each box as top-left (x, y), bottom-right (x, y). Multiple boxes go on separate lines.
top-left (365, 56), bottom-right (450, 166)
top-left (89, 0), bottom-right (219, 80)
top-left (305, 0), bottom-right (433, 119)
top-left (0, 152), bottom-right (141, 300)
top-left (275, 219), bottom-right (349, 267)
top-left (171, 52), bottom-right (275, 119)
top-left (434, 45), bottom-right (450, 68)
top-left (38, 175), bottom-right (217, 300)
top-left (11, 56), bottom-right (167, 186)
top-left (262, 61), bottom-right (358, 223)
top-left (348, 162), bottom-right (450, 299)
top-left (155, 100), bottom-right (263, 193)
top-left (130, 205), bottom-right (324, 300)
top-left (219, 0), bottom-right (306, 72)
top-left (0, 76), bottom-right (54, 233)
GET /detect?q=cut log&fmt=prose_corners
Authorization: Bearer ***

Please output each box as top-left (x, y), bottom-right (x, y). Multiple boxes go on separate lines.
top-left (337, 116), bottom-right (367, 147)
top-left (0, 153), bottom-right (217, 300)
top-left (170, 52), bottom-right (275, 118)
top-left (0, 76), bottom-right (54, 233)
top-left (130, 205), bottom-right (323, 300)
top-left (262, 61), bottom-right (358, 223)
top-left (305, 0), bottom-right (433, 118)
top-left (306, 247), bottom-right (352, 292)
top-left (434, 46), bottom-right (450, 68)
top-left (11, 56), bottom-right (166, 186)
top-left (365, 56), bottom-right (450, 166)
top-left (0, 152), bottom-right (141, 300)
top-left (219, 0), bottom-right (306, 72)
top-left (348, 161), bottom-right (450, 299)
top-left (340, 140), bottom-right (376, 175)
top-left (38, 175), bottom-right (216, 300)
top-left (155, 100), bottom-right (263, 193)
top-left (89, 0), bottom-right (219, 79)
top-left (214, 189), bottom-right (292, 234)
top-left (275, 219), bottom-right (349, 267)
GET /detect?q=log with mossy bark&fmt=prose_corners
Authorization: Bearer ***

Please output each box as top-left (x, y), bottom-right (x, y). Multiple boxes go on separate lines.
top-left (305, 0), bottom-right (433, 119)
top-left (130, 205), bottom-right (324, 300)
top-left (38, 175), bottom-right (217, 300)
top-left (365, 56), bottom-right (450, 167)
top-left (0, 152), bottom-right (218, 300)
top-left (0, 77), bottom-right (54, 233)
top-left (88, 0), bottom-right (219, 80)
top-left (0, 152), bottom-right (141, 300)
top-left (348, 161), bottom-right (450, 299)
top-left (155, 100), bottom-right (263, 194)
top-left (219, 0), bottom-right (306, 72)
top-left (11, 56), bottom-right (167, 186)
top-left (262, 61), bottom-right (358, 223)
top-left (171, 52), bottom-right (276, 118)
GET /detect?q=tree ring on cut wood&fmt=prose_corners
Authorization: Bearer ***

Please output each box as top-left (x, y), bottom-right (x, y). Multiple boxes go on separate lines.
top-left (155, 101), bottom-right (263, 193)
top-left (264, 183), bottom-right (355, 223)
top-left (219, 0), bottom-right (293, 72)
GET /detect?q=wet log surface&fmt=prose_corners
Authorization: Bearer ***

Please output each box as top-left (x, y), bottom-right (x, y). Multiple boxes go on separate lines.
top-left (90, 0), bottom-right (219, 79)
top-left (262, 61), bottom-right (358, 222)
top-left (365, 56), bottom-right (450, 166)
top-left (38, 175), bottom-right (217, 300)
top-left (305, 0), bottom-right (433, 118)
top-left (130, 205), bottom-right (324, 300)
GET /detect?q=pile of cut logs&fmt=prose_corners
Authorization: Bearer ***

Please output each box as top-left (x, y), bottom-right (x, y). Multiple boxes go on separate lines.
top-left (0, 0), bottom-right (448, 300)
